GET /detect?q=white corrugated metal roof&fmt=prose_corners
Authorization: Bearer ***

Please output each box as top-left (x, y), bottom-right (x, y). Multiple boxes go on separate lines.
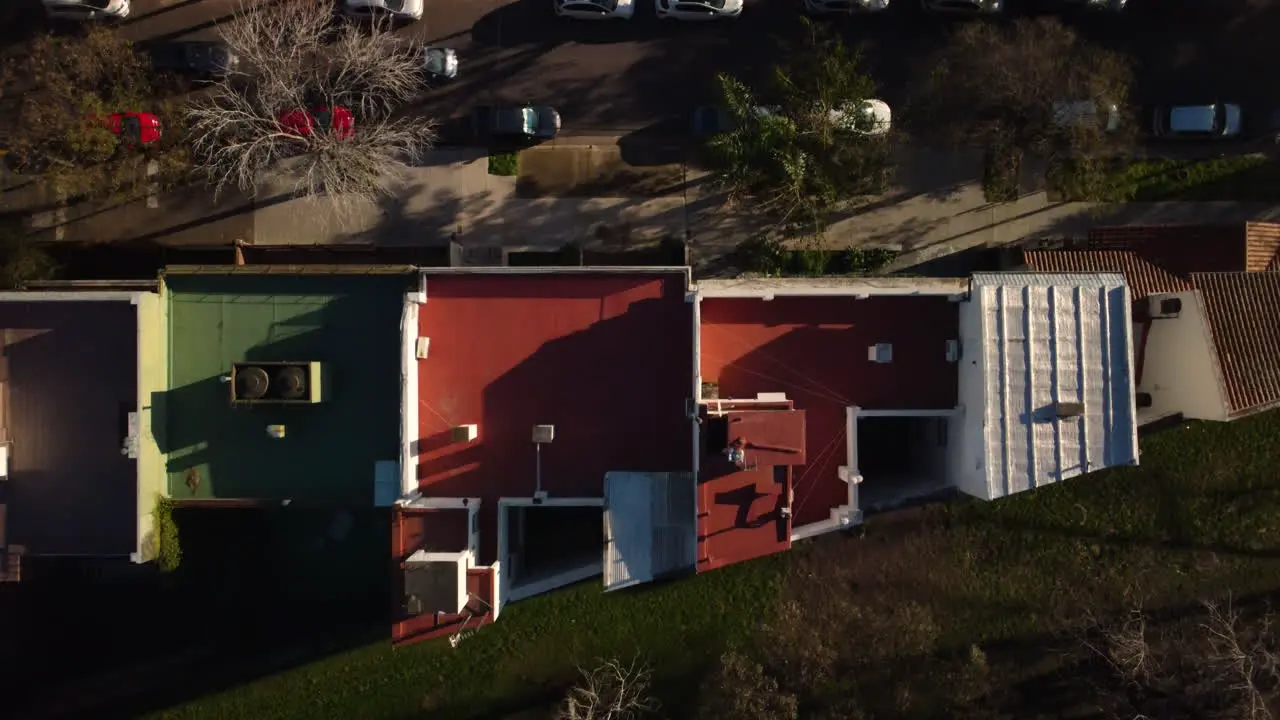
top-left (964, 273), bottom-right (1138, 499)
top-left (603, 472), bottom-right (695, 591)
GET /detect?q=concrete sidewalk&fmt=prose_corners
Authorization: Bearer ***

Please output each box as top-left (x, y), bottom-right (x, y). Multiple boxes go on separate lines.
top-left (24, 141), bottom-right (1280, 274)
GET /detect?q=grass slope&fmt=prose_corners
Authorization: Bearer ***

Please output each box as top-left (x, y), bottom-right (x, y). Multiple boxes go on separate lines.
top-left (148, 410), bottom-right (1280, 719)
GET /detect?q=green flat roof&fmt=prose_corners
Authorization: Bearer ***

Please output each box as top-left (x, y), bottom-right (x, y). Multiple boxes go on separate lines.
top-left (161, 274), bottom-right (411, 504)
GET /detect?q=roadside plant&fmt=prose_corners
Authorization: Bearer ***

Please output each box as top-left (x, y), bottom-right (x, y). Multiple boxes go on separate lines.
top-left (916, 18), bottom-right (1135, 199)
top-left (705, 18), bottom-right (893, 238)
top-left (4, 28), bottom-right (188, 203)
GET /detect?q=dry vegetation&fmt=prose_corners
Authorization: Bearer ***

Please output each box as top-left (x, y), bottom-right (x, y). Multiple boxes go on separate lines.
top-left (186, 0), bottom-right (437, 216)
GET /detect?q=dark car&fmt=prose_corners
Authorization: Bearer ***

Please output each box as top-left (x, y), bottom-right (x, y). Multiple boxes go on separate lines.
top-left (472, 105), bottom-right (561, 140)
top-left (691, 105), bottom-right (734, 138)
top-left (148, 41), bottom-right (239, 78)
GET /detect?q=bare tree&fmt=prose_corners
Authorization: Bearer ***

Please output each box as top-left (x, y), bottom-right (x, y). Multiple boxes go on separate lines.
top-left (186, 0), bottom-right (437, 213)
top-left (1202, 599), bottom-right (1280, 720)
top-left (558, 658), bottom-right (660, 720)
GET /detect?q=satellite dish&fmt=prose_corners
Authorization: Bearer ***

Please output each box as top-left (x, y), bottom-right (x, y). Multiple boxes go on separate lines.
top-left (236, 366), bottom-right (270, 399)
top-left (275, 366), bottom-right (307, 399)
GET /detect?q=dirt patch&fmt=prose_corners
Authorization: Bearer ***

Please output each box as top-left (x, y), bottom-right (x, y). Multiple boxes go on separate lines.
top-left (516, 146), bottom-right (688, 198)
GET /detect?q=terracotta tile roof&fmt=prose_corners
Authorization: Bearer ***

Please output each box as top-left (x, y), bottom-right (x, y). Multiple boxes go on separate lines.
top-left (1192, 272), bottom-right (1280, 417)
top-left (1246, 222), bottom-right (1280, 272)
top-left (1020, 250), bottom-right (1192, 299)
top-left (1088, 225), bottom-right (1248, 276)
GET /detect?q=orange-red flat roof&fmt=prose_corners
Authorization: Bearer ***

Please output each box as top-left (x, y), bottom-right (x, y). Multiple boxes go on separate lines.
top-left (699, 296), bottom-right (959, 527)
top-left (416, 273), bottom-right (693, 565)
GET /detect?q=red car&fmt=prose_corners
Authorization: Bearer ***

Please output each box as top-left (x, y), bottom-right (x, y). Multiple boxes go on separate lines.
top-left (278, 107), bottom-right (355, 140)
top-left (104, 112), bottom-right (162, 146)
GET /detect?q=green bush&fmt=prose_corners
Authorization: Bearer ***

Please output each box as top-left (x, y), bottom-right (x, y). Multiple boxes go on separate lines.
top-left (487, 151), bottom-right (519, 176)
top-left (737, 237), bottom-right (898, 277)
top-left (982, 145), bottom-right (1020, 203)
top-left (737, 235), bottom-right (789, 275)
top-left (152, 495), bottom-right (181, 573)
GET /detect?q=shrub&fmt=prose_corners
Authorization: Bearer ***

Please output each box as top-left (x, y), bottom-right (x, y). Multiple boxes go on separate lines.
top-left (694, 651), bottom-right (798, 720)
top-left (488, 151), bottom-right (520, 176)
top-left (737, 235), bottom-right (788, 275)
top-left (152, 495), bottom-right (182, 572)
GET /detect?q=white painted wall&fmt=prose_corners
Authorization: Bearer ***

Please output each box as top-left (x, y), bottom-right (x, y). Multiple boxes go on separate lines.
top-left (954, 296), bottom-right (990, 499)
top-left (1137, 292), bottom-right (1229, 422)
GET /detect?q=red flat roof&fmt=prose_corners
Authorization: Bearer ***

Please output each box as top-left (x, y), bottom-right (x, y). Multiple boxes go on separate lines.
top-left (416, 273), bottom-right (693, 564)
top-left (699, 297), bottom-right (958, 527)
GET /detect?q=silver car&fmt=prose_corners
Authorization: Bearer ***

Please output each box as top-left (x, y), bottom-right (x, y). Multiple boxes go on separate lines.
top-left (1152, 103), bottom-right (1242, 139)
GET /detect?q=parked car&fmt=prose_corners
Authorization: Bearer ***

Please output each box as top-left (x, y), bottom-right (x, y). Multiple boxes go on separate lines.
top-left (1052, 100), bottom-right (1121, 133)
top-left (805, 0), bottom-right (889, 14)
top-left (278, 107), bottom-right (356, 140)
top-left (421, 47), bottom-right (459, 80)
top-left (690, 105), bottom-right (783, 137)
top-left (555, 0), bottom-right (635, 19)
top-left (921, 0), bottom-right (1001, 13)
top-left (42, 0), bottom-right (129, 20)
top-left (656, 0), bottom-right (743, 20)
top-left (830, 99), bottom-right (892, 136)
top-left (1152, 103), bottom-right (1242, 139)
top-left (103, 112), bottom-right (161, 147)
top-left (691, 101), bottom-right (889, 137)
top-left (472, 105), bottom-right (561, 140)
top-left (343, 0), bottom-right (423, 21)
top-left (149, 42), bottom-right (240, 79)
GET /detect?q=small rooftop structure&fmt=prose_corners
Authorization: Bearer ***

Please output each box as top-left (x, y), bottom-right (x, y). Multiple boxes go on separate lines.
top-left (955, 273), bottom-right (1139, 500)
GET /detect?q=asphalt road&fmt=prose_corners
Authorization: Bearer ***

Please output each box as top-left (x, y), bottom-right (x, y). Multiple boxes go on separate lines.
top-left (88, 0), bottom-right (1280, 135)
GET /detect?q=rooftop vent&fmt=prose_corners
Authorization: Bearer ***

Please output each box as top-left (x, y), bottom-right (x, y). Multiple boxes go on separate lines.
top-left (1054, 401), bottom-right (1085, 418)
top-left (1147, 296), bottom-right (1182, 320)
top-left (230, 362), bottom-right (326, 405)
top-left (868, 343), bottom-right (893, 364)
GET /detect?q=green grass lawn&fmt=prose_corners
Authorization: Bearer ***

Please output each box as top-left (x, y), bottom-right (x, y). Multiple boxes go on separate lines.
top-left (144, 410), bottom-right (1280, 719)
top-left (147, 557), bottom-right (784, 720)
top-left (1049, 152), bottom-right (1280, 202)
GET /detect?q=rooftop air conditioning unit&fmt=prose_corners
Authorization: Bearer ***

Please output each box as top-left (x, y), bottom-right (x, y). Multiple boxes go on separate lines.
top-left (1147, 296), bottom-right (1182, 320)
top-left (230, 361), bottom-right (326, 405)
top-left (402, 550), bottom-right (472, 616)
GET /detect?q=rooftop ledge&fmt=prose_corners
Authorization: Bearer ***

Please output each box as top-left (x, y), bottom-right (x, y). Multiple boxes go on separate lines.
top-left (694, 277), bottom-right (971, 298)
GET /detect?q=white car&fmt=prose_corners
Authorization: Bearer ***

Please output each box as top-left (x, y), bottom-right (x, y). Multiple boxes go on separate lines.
top-left (343, 0), bottom-right (423, 22)
top-left (1052, 100), bottom-right (1121, 133)
top-left (805, 0), bottom-right (889, 14)
top-left (42, 0), bottom-right (130, 20)
top-left (656, 0), bottom-right (743, 20)
top-left (830, 99), bottom-right (892, 136)
top-left (555, 0), bottom-right (635, 19)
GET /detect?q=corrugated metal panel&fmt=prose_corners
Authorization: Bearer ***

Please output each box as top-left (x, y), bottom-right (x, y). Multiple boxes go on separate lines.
top-left (971, 273), bottom-right (1136, 499)
top-left (603, 471), bottom-right (695, 592)
top-left (1191, 272), bottom-right (1280, 416)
